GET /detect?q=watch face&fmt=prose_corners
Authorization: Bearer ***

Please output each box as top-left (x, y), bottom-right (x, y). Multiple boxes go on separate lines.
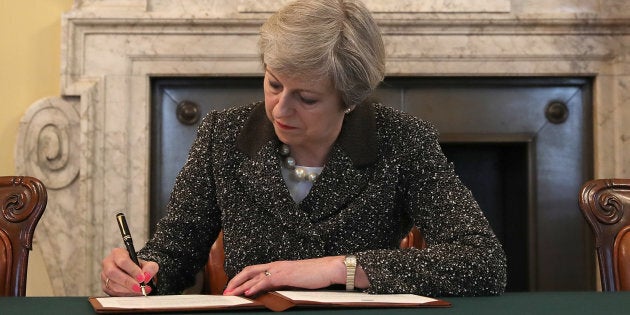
top-left (345, 255), bottom-right (357, 267)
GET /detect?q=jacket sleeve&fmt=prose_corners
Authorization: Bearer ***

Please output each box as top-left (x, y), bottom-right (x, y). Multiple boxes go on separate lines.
top-left (355, 120), bottom-right (507, 297)
top-left (138, 112), bottom-right (222, 295)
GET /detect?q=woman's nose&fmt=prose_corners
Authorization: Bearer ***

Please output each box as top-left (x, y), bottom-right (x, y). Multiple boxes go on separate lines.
top-left (274, 92), bottom-right (294, 117)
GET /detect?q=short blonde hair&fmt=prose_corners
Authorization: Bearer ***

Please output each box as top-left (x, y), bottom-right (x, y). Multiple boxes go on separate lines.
top-left (259, 0), bottom-right (385, 108)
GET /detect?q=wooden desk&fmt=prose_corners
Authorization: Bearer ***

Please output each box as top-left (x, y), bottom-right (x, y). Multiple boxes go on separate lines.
top-left (1, 292), bottom-right (629, 315)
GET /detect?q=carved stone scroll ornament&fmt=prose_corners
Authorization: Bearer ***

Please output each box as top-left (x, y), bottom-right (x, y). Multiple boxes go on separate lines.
top-left (15, 97), bottom-right (80, 189)
top-left (14, 96), bottom-right (82, 295)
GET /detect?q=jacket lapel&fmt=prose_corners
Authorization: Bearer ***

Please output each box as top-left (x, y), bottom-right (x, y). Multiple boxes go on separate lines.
top-left (235, 103), bottom-right (308, 223)
top-left (236, 142), bottom-right (301, 216)
top-left (299, 145), bottom-right (372, 223)
top-left (235, 101), bottom-right (379, 224)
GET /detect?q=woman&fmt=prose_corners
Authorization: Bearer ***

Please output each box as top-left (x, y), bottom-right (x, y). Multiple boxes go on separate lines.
top-left (101, 0), bottom-right (507, 297)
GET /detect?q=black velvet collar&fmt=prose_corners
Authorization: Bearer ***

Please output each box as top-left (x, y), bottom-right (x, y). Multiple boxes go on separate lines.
top-left (236, 102), bottom-right (377, 168)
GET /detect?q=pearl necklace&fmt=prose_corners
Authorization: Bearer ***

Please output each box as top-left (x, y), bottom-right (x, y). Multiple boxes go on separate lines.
top-left (279, 144), bottom-right (320, 182)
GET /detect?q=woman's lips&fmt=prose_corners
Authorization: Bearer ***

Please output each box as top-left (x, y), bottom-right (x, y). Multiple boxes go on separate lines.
top-left (275, 121), bottom-right (297, 130)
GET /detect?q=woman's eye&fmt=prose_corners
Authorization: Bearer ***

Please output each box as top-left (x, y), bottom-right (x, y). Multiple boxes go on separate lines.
top-left (300, 96), bottom-right (317, 105)
top-left (269, 81), bottom-right (282, 90)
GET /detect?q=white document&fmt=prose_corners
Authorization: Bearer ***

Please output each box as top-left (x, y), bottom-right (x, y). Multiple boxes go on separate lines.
top-left (275, 290), bottom-right (438, 304)
top-left (96, 294), bottom-right (254, 309)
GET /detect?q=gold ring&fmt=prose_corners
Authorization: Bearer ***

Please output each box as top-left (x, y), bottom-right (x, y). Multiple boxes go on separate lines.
top-left (105, 278), bottom-right (111, 289)
top-left (264, 270), bottom-right (271, 277)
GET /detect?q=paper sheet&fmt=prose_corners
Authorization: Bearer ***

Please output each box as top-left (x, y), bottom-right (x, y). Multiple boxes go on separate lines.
top-left (274, 290), bottom-right (438, 304)
top-left (95, 294), bottom-right (254, 309)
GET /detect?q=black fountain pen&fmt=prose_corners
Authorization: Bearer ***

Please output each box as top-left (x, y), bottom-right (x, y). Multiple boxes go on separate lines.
top-left (116, 213), bottom-right (148, 296)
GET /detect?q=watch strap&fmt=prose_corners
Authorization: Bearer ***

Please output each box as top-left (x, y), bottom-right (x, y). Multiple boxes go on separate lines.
top-left (344, 255), bottom-right (357, 291)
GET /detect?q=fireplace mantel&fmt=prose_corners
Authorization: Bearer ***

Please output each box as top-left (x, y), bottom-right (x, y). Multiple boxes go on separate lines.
top-left (16, 0), bottom-right (630, 295)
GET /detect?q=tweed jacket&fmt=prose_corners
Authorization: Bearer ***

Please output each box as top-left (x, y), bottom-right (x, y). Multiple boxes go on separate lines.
top-left (139, 101), bottom-right (507, 296)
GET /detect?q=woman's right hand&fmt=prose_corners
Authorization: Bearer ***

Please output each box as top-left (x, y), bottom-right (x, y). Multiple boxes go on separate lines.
top-left (101, 247), bottom-right (159, 296)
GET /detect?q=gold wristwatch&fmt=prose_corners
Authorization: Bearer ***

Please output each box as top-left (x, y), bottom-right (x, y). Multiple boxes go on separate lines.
top-left (344, 255), bottom-right (357, 291)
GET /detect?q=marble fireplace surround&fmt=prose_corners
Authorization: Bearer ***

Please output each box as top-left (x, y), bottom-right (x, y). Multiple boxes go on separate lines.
top-left (15, 0), bottom-right (630, 295)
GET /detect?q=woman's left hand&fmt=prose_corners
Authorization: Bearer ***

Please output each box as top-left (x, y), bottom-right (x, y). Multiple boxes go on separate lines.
top-left (223, 256), bottom-right (352, 296)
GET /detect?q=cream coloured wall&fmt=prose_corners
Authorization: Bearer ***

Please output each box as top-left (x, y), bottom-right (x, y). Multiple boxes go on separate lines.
top-left (0, 0), bottom-right (74, 296)
top-left (0, 0), bottom-right (73, 174)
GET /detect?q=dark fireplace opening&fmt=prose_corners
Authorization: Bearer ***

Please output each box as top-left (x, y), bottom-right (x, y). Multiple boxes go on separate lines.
top-left (150, 76), bottom-right (593, 291)
top-left (441, 142), bottom-right (529, 292)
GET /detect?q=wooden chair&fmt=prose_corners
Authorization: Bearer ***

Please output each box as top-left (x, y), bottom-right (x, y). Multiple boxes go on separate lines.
top-left (202, 227), bottom-right (425, 294)
top-left (0, 176), bottom-right (47, 296)
top-left (579, 178), bottom-right (630, 291)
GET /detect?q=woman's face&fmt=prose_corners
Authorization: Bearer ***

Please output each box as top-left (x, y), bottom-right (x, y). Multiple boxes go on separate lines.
top-left (264, 67), bottom-right (346, 152)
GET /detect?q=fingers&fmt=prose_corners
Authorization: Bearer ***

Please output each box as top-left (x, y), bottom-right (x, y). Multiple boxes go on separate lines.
top-left (224, 264), bottom-right (275, 296)
top-left (101, 270), bottom-right (145, 296)
top-left (241, 272), bottom-right (273, 296)
top-left (101, 247), bottom-right (157, 296)
top-left (224, 256), bottom-right (348, 297)
top-left (242, 269), bottom-right (275, 296)
top-left (140, 260), bottom-right (159, 284)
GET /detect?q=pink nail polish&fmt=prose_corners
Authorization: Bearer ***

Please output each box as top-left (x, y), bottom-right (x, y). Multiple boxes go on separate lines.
top-left (222, 289), bottom-right (232, 296)
top-left (244, 289), bottom-right (251, 296)
top-left (136, 274), bottom-right (145, 282)
top-left (143, 272), bottom-right (151, 283)
top-left (132, 284), bottom-right (141, 293)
